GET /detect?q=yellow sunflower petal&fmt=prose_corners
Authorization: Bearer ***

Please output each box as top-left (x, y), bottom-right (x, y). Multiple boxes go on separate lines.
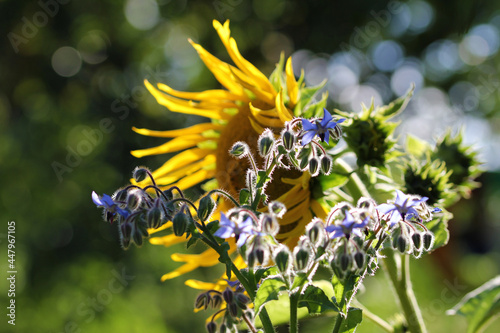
top-left (213, 20), bottom-right (276, 97)
top-left (286, 57), bottom-right (299, 107)
top-left (157, 82), bottom-right (244, 102)
top-left (167, 168), bottom-right (215, 191)
top-left (149, 233), bottom-right (186, 247)
top-left (155, 154), bottom-right (215, 184)
top-left (228, 66), bottom-right (275, 105)
top-left (147, 221), bottom-right (172, 235)
top-left (131, 134), bottom-right (207, 158)
top-left (185, 279), bottom-right (224, 291)
top-left (310, 199), bottom-right (328, 219)
top-left (171, 249), bottom-right (221, 266)
top-left (188, 40), bottom-right (248, 98)
top-left (275, 90), bottom-right (294, 123)
top-left (132, 123), bottom-right (222, 138)
top-left (151, 148), bottom-right (214, 179)
top-left (161, 262), bottom-right (199, 281)
top-left (249, 103), bottom-right (284, 128)
top-left (145, 80), bottom-right (231, 120)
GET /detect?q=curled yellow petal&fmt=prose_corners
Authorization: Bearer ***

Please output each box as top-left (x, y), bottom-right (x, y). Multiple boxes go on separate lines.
top-left (275, 90), bottom-right (294, 123)
top-left (286, 57), bottom-right (299, 107)
top-left (149, 234), bottom-right (186, 247)
top-left (132, 123), bottom-right (222, 138)
top-left (131, 134), bottom-right (207, 158)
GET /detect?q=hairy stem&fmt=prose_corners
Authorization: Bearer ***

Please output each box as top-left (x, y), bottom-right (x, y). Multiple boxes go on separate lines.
top-left (382, 249), bottom-right (427, 333)
top-left (335, 158), bottom-right (371, 202)
top-left (289, 292), bottom-right (299, 333)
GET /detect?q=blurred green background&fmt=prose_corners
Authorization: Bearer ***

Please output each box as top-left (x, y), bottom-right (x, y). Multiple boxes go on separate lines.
top-left (1, 0), bottom-right (500, 332)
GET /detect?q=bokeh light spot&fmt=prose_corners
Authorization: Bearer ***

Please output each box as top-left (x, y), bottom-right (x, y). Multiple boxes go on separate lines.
top-left (51, 47), bottom-right (82, 77)
top-left (125, 0), bottom-right (160, 31)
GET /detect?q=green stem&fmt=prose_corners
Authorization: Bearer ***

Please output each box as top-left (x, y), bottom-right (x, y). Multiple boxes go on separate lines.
top-left (382, 249), bottom-right (427, 333)
top-left (335, 158), bottom-right (371, 202)
top-left (353, 301), bottom-right (393, 332)
top-left (289, 292), bottom-right (299, 333)
top-left (208, 189), bottom-right (240, 207)
top-left (332, 312), bottom-right (344, 333)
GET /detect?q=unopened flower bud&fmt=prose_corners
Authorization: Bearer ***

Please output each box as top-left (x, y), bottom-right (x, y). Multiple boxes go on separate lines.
top-left (126, 190), bottom-right (142, 210)
top-left (299, 155), bottom-right (309, 170)
top-left (423, 232), bottom-right (434, 251)
top-left (261, 214), bottom-right (279, 236)
top-left (246, 251), bottom-right (256, 268)
top-left (222, 287), bottom-right (234, 304)
top-left (306, 219), bottom-right (325, 246)
top-left (258, 130), bottom-right (275, 157)
top-left (282, 130), bottom-right (296, 151)
top-left (206, 321), bottom-right (217, 333)
top-left (309, 157), bottom-right (320, 176)
top-left (354, 251), bottom-right (365, 269)
top-left (195, 293), bottom-right (208, 310)
top-left (294, 246), bottom-right (311, 271)
top-left (229, 303), bottom-right (239, 317)
top-left (212, 294), bottom-right (223, 309)
top-left (132, 224), bottom-right (143, 246)
top-left (396, 235), bottom-right (409, 253)
top-left (132, 166), bottom-right (150, 182)
top-left (219, 323), bottom-right (229, 333)
top-left (274, 245), bottom-right (291, 273)
top-left (120, 221), bottom-right (133, 249)
top-left (338, 253), bottom-right (352, 272)
top-left (198, 195), bottom-right (216, 222)
top-left (114, 188), bottom-right (128, 202)
top-left (235, 293), bottom-right (250, 309)
top-left (269, 201), bottom-right (287, 218)
top-left (172, 211), bottom-right (189, 236)
top-left (411, 232), bottom-right (422, 251)
top-left (230, 141), bottom-right (249, 158)
top-left (320, 155), bottom-right (332, 175)
top-left (162, 188), bottom-right (174, 201)
top-left (147, 206), bottom-right (162, 229)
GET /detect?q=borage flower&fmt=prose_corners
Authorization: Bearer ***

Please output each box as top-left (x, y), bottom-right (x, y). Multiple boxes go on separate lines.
top-left (326, 211), bottom-right (368, 240)
top-left (131, 20), bottom-right (329, 281)
top-left (376, 190), bottom-right (428, 226)
top-left (92, 191), bottom-right (129, 220)
top-left (301, 108), bottom-right (345, 145)
top-left (214, 213), bottom-right (256, 248)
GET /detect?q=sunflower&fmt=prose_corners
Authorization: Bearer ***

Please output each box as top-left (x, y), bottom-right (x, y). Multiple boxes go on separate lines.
top-left (131, 20), bottom-right (327, 282)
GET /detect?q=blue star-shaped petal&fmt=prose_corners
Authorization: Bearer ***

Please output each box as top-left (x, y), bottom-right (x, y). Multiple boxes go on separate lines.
top-left (214, 213), bottom-right (256, 247)
top-left (301, 109), bottom-right (345, 145)
top-left (92, 191), bottom-right (129, 219)
top-left (326, 211), bottom-right (368, 239)
top-left (376, 190), bottom-right (428, 226)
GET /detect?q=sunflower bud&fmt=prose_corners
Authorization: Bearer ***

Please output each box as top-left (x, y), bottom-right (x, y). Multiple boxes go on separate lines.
top-left (198, 195), bottom-right (216, 222)
top-left (230, 141), bottom-right (249, 158)
top-left (132, 166), bottom-right (149, 182)
top-left (320, 155), bottom-right (332, 175)
top-left (147, 206), bottom-right (162, 229)
top-left (258, 129), bottom-right (275, 157)
top-left (282, 130), bottom-right (296, 151)
top-left (423, 232), bottom-right (434, 251)
top-left (172, 211), bottom-right (189, 237)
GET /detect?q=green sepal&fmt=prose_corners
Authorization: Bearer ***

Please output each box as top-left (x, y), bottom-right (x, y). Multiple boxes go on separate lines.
top-left (376, 85), bottom-right (413, 119)
top-left (301, 91), bottom-right (328, 119)
top-left (405, 134), bottom-right (432, 158)
top-left (294, 79), bottom-right (327, 117)
top-left (269, 52), bottom-right (286, 94)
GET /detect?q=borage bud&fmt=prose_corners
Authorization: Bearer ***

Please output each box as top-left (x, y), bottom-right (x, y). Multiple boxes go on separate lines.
top-left (206, 321), bottom-right (217, 333)
top-left (411, 232), bottom-right (422, 251)
top-left (293, 245), bottom-right (311, 271)
top-left (195, 293), bottom-right (209, 310)
top-left (258, 129), bottom-right (275, 157)
top-left (222, 287), bottom-right (234, 304)
top-left (354, 251), bottom-right (365, 269)
top-left (162, 188), bottom-right (174, 201)
top-left (235, 293), bottom-right (250, 310)
top-left (274, 245), bottom-right (291, 273)
top-left (132, 223), bottom-right (143, 246)
top-left (126, 189), bottom-right (142, 210)
top-left (261, 214), bottom-right (279, 236)
top-left (198, 195), bottom-right (216, 222)
top-left (147, 206), bottom-right (162, 229)
top-left (282, 129), bottom-right (296, 151)
top-left (268, 201), bottom-right (287, 218)
top-left (246, 251), bottom-right (256, 268)
top-left (229, 141), bottom-right (249, 158)
top-left (114, 188), bottom-right (128, 202)
top-left (338, 253), bottom-right (352, 272)
top-left (172, 210), bottom-right (189, 236)
top-left (212, 293), bottom-right (223, 309)
top-left (423, 232), bottom-right (434, 251)
top-left (396, 235), bottom-right (409, 253)
top-left (306, 219), bottom-right (325, 246)
top-left (228, 303), bottom-right (239, 318)
top-left (309, 157), bottom-right (320, 176)
top-left (299, 155), bottom-right (309, 170)
top-left (320, 155), bottom-right (332, 175)
top-left (120, 221), bottom-right (133, 249)
top-left (132, 166), bottom-right (150, 182)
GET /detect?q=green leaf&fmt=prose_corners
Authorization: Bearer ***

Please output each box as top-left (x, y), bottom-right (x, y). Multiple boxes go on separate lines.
top-left (254, 277), bottom-right (287, 316)
top-left (253, 291), bottom-right (310, 328)
top-left (291, 272), bottom-right (308, 290)
top-left (255, 266), bottom-right (279, 283)
top-left (405, 134), bottom-right (432, 158)
top-left (302, 91), bottom-right (328, 119)
top-left (256, 170), bottom-right (270, 188)
top-left (318, 172), bottom-right (349, 193)
top-left (339, 307), bottom-right (363, 333)
top-left (426, 213), bottom-right (451, 252)
top-left (298, 284), bottom-right (339, 314)
top-left (331, 274), bottom-right (359, 311)
top-left (377, 85), bottom-right (414, 119)
top-left (294, 79), bottom-right (327, 117)
top-left (239, 188), bottom-right (251, 205)
top-left (447, 276), bottom-right (500, 333)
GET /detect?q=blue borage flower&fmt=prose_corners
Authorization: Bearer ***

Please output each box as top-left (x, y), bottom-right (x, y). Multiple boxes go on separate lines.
top-left (214, 213), bottom-right (257, 247)
top-left (301, 108), bottom-right (345, 145)
top-left (92, 191), bottom-right (129, 219)
top-left (376, 190), bottom-right (428, 226)
top-left (326, 211), bottom-right (369, 239)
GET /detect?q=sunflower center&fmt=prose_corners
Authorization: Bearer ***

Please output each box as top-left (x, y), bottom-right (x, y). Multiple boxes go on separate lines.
top-left (215, 106), bottom-right (301, 201)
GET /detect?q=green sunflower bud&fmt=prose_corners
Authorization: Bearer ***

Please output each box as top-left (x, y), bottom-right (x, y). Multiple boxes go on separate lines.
top-left (198, 195), bottom-right (216, 222)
